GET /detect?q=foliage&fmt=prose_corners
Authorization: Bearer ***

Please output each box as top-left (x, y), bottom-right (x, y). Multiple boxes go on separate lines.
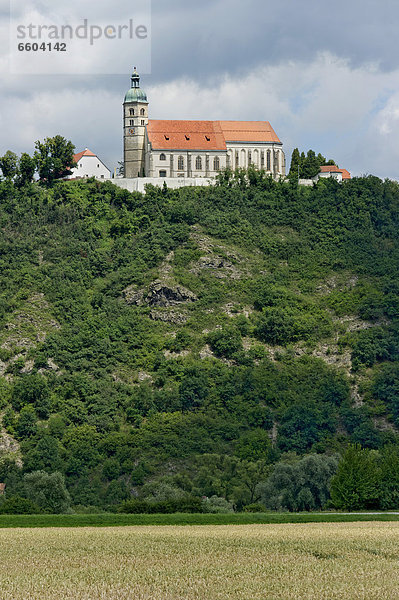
top-left (258, 454), bottom-right (339, 511)
top-left (289, 148), bottom-right (336, 180)
top-left (34, 135), bottom-right (76, 184)
top-left (23, 471), bottom-right (71, 513)
top-left (330, 444), bottom-right (380, 510)
top-left (0, 171), bottom-right (398, 511)
top-left (0, 495), bottom-right (41, 515)
top-left (116, 496), bottom-right (203, 514)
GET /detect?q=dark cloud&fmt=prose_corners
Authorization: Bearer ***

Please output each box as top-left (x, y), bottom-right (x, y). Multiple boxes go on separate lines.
top-left (150, 0), bottom-right (399, 82)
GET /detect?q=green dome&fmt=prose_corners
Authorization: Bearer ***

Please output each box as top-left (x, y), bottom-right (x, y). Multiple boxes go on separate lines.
top-left (124, 68), bottom-right (148, 104)
top-left (124, 87), bottom-right (148, 103)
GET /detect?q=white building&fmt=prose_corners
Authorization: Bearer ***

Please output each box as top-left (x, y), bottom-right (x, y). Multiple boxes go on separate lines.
top-left (67, 148), bottom-right (111, 180)
top-left (123, 69), bottom-right (286, 180)
top-left (317, 165), bottom-right (351, 182)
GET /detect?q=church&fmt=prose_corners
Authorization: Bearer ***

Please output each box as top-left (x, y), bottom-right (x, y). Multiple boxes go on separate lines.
top-left (123, 69), bottom-right (286, 180)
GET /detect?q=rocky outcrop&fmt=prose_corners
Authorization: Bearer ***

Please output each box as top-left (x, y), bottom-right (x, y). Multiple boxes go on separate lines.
top-left (146, 282), bottom-right (197, 307)
top-left (123, 281), bottom-right (197, 308)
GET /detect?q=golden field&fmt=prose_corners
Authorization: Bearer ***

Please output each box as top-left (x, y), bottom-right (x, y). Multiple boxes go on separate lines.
top-left (1, 522), bottom-right (399, 599)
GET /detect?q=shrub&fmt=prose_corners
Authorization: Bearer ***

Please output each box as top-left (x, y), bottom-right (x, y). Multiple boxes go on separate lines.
top-left (202, 495), bottom-right (234, 514)
top-left (0, 495), bottom-right (41, 514)
top-left (117, 496), bottom-right (203, 514)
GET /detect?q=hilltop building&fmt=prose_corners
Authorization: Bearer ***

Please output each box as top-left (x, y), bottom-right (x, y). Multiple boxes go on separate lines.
top-left (67, 148), bottom-right (111, 180)
top-left (122, 69), bottom-right (286, 181)
top-left (318, 165), bottom-right (351, 182)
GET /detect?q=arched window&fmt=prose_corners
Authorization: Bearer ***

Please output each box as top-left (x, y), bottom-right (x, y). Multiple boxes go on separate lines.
top-left (160, 153), bottom-right (166, 161)
top-left (178, 156), bottom-right (184, 171)
top-left (140, 108), bottom-right (145, 116)
top-left (248, 150), bottom-right (252, 165)
top-left (196, 156), bottom-right (202, 170)
top-left (214, 156), bottom-right (220, 171)
top-left (275, 151), bottom-right (279, 172)
top-left (266, 150), bottom-right (271, 171)
top-left (129, 108), bottom-right (135, 116)
top-left (261, 151), bottom-right (265, 169)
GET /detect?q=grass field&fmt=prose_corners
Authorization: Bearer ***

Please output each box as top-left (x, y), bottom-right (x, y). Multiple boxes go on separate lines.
top-left (1, 522), bottom-right (399, 599)
top-left (1, 512), bottom-right (399, 528)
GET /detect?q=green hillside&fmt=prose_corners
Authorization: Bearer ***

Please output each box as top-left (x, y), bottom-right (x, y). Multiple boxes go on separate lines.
top-left (0, 170), bottom-right (399, 512)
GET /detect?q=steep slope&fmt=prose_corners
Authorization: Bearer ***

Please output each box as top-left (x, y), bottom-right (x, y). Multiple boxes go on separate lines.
top-left (0, 173), bottom-right (398, 509)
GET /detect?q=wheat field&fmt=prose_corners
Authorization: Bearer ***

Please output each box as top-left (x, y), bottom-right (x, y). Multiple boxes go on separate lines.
top-left (1, 522), bottom-right (399, 599)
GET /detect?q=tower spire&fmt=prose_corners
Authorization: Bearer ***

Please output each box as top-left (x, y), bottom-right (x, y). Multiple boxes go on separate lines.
top-left (131, 67), bottom-right (140, 89)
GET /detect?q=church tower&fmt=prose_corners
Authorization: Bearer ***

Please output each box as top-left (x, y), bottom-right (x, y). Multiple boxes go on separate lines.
top-left (123, 68), bottom-right (148, 178)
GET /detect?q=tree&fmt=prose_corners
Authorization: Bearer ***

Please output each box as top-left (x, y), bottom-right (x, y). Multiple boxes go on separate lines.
top-left (16, 405), bottom-right (37, 439)
top-left (330, 444), bottom-right (380, 511)
top-left (302, 150), bottom-right (321, 179)
top-left (0, 151), bottom-right (18, 180)
top-left (289, 148), bottom-right (301, 180)
top-left (258, 454), bottom-right (338, 511)
top-left (12, 374), bottom-right (50, 416)
top-left (207, 327), bottom-right (243, 358)
top-left (288, 148), bottom-right (337, 180)
top-left (24, 471), bottom-right (71, 513)
top-left (17, 153), bottom-right (36, 186)
top-left (379, 445), bottom-right (399, 510)
top-left (34, 135), bottom-right (76, 184)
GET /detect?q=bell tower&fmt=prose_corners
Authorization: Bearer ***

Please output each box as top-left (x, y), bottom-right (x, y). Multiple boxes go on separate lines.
top-left (123, 68), bottom-right (148, 178)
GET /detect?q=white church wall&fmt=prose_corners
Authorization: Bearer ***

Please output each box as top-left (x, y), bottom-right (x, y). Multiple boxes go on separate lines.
top-left (150, 151), bottom-right (227, 178)
top-left (113, 177), bottom-right (215, 193)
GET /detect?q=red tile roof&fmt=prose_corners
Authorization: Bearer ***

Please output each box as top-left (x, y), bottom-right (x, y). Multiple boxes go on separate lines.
top-left (340, 169), bottom-right (351, 180)
top-left (147, 120), bottom-right (281, 150)
top-left (73, 149), bottom-right (96, 163)
top-left (147, 121), bottom-right (226, 150)
top-left (320, 165), bottom-right (351, 179)
top-left (218, 121), bottom-right (281, 144)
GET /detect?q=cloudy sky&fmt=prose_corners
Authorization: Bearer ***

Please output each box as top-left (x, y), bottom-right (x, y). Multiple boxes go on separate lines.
top-left (1, 0), bottom-right (399, 178)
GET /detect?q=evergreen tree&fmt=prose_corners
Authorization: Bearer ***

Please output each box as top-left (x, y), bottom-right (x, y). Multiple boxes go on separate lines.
top-left (330, 444), bottom-right (380, 511)
top-left (289, 148), bottom-right (301, 180)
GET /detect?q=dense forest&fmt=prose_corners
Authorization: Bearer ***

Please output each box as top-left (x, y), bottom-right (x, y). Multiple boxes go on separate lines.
top-left (0, 168), bottom-right (398, 513)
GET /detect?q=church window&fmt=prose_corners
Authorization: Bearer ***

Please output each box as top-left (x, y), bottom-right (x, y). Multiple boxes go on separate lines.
top-left (261, 151), bottom-right (265, 168)
top-left (140, 108), bottom-right (145, 116)
top-left (214, 156), bottom-right (220, 171)
top-left (196, 156), bottom-right (202, 170)
top-left (267, 150), bottom-right (271, 171)
top-left (235, 151), bottom-right (239, 167)
top-left (178, 156), bottom-right (184, 171)
top-left (129, 109), bottom-right (135, 116)
top-left (160, 153), bottom-right (166, 161)
top-left (248, 150), bottom-right (252, 165)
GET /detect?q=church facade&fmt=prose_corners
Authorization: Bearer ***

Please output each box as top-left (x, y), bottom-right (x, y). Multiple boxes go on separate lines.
top-left (123, 69), bottom-right (286, 180)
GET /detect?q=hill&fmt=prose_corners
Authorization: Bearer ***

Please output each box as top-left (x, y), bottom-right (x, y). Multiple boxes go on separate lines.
top-left (0, 170), bottom-right (398, 511)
